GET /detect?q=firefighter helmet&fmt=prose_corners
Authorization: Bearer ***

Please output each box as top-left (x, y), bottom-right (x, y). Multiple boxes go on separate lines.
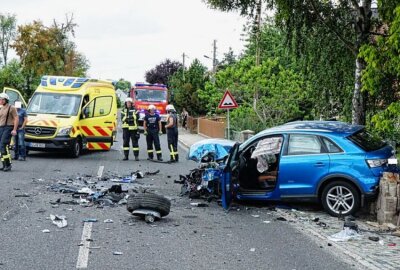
top-left (166, 104), bottom-right (175, 112)
top-left (125, 97), bottom-right (133, 103)
top-left (148, 104), bottom-right (156, 110)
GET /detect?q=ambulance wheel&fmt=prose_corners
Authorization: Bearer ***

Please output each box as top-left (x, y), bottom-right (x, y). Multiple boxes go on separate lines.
top-left (127, 193), bottom-right (171, 217)
top-left (69, 138), bottom-right (81, 158)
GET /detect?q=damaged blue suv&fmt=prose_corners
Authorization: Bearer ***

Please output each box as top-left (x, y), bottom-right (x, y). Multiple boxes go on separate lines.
top-left (220, 121), bottom-right (395, 216)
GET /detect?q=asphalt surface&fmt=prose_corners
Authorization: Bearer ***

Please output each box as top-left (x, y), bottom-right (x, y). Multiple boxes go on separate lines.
top-left (0, 132), bottom-right (359, 270)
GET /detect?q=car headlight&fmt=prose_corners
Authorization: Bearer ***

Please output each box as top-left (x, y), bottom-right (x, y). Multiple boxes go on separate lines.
top-left (57, 126), bottom-right (73, 136)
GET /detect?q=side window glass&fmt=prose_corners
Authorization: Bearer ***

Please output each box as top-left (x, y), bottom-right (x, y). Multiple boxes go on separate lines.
top-left (5, 90), bottom-right (19, 106)
top-left (321, 137), bottom-right (343, 153)
top-left (288, 134), bottom-right (322, 155)
top-left (93, 96), bottom-right (112, 117)
top-left (83, 100), bottom-right (94, 119)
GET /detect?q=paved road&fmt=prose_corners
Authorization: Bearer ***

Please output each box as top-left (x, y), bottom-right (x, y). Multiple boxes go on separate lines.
top-left (0, 132), bottom-right (359, 270)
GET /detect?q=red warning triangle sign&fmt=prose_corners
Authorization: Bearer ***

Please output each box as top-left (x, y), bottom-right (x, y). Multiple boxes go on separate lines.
top-left (218, 90), bottom-right (238, 109)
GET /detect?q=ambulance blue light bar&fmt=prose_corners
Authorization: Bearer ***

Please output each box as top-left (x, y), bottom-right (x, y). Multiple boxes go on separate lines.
top-left (40, 76), bottom-right (89, 88)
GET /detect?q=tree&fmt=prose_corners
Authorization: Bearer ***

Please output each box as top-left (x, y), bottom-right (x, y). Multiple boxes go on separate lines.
top-left (115, 78), bottom-right (131, 91)
top-left (0, 13), bottom-right (17, 66)
top-left (168, 59), bottom-right (209, 115)
top-left (360, 4), bottom-right (400, 142)
top-left (145, 59), bottom-right (183, 85)
top-left (0, 59), bottom-right (25, 93)
top-left (204, 0), bottom-right (382, 125)
top-left (12, 16), bottom-right (89, 96)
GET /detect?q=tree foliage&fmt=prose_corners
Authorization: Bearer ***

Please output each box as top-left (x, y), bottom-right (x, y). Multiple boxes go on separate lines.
top-left (115, 78), bottom-right (131, 91)
top-left (0, 13), bottom-right (17, 66)
top-left (12, 16), bottom-right (89, 96)
top-left (145, 59), bottom-right (183, 85)
top-left (169, 59), bottom-right (209, 116)
top-left (0, 59), bottom-right (25, 93)
top-left (360, 4), bottom-right (400, 141)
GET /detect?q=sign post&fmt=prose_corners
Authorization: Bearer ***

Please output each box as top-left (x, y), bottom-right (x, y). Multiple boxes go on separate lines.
top-left (218, 90), bottom-right (238, 140)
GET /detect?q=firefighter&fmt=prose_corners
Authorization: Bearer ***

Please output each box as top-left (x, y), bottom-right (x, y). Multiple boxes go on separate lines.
top-left (121, 97), bottom-right (140, 161)
top-left (165, 104), bottom-right (179, 162)
top-left (0, 93), bottom-right (18, 171)
top-left (143, 104), bottom-right (163, 161)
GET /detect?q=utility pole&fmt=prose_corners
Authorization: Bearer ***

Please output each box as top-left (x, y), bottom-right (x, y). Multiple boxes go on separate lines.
top-left (182, 52), bottom-right (186, 81)
top-left (212, 39), bottom-right (217, 73)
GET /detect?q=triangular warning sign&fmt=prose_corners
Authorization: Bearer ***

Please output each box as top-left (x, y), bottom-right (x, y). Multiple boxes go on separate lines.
top-left (218, 90), bottom-right (238, 109)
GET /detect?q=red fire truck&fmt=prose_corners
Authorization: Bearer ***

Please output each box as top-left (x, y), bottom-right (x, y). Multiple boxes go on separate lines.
top-left (130, 83), bottom-right (169, 133)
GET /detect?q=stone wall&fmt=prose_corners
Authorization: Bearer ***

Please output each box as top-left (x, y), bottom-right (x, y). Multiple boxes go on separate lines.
top-left (376, 172), bottom-right (400, 225)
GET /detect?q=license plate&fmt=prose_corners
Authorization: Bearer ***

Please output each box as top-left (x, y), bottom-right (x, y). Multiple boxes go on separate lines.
top-left (29, 142), bottom-right (46, 148)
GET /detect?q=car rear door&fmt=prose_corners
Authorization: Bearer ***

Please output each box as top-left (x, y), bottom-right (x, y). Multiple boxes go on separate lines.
top-left (278, 134), bottom-right (330, 197)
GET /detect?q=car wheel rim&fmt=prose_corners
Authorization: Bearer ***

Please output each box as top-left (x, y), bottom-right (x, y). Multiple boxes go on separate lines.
top-left (326, 186), bottom-right (354, 215)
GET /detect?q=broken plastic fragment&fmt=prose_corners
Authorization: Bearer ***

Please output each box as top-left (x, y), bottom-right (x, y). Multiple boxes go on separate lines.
top-left (104, 219), bottom-right (114, 223)
top-left (83, 218), bottom-right (98, 223)
top-left (42, 229), bottom-right (50, 233)
top-left (328, 227), bottom-right (362, 242)
top-left (113, 251), bottom-right (123, 255)
top-left (50, 214), bottom-right (67, 228)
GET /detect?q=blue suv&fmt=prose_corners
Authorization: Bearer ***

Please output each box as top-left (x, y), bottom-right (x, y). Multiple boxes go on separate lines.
top-left (221, 121), bottom-right (394, 216)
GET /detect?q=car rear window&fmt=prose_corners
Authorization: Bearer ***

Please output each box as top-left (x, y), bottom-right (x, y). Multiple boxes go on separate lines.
top-left (348, 130), bottom-right (387, 152)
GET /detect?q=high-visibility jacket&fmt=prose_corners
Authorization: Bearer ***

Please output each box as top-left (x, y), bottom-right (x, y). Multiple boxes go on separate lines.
top-left (121, 107), bottom-right (139, 130)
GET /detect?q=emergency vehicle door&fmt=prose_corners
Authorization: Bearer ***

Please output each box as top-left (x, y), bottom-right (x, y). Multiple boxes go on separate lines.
top-left (3, 87), bottom-right (27, 107)
top-left (79, 95), bottom-right (115, 150)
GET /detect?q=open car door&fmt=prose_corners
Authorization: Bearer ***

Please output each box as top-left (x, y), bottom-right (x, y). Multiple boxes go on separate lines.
top-left (221, 142), bottom-right (240, 209)
top-left (3, 87), bottom-right (27, 107)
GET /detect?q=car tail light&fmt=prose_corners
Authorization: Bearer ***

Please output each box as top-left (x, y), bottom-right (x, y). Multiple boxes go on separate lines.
top-left (366, 159), bottom-right (387, 168)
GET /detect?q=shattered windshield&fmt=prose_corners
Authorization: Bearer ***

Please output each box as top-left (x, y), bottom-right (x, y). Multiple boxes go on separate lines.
top-left (27, 93), bottom-right (82, 116)
top-left (135, 89), bottom-right (167, 102)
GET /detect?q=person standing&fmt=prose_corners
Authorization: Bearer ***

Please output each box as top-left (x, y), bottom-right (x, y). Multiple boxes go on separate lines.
top-left (121, 97), bottom-right (140, 161)
top-left (143, 104), bottom-right (163, 161)
top-left (0, 93), bottom-right (18, 171)
top-left (13, 101), bottom-right (27, 161)
top-left (165, 104), bottom-right (179, 162)
top-left (181, 107), bottom-right (188, 130)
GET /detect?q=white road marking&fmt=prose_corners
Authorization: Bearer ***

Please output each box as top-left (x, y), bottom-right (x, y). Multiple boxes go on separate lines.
top-left (97, 166), bottom-right (104, 178)
top-left (76, 222), bottom-right (93, 269)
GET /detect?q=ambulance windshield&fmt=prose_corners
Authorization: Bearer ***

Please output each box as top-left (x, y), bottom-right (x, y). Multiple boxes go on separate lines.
top-left (27, 93), bottom-right (82, 116)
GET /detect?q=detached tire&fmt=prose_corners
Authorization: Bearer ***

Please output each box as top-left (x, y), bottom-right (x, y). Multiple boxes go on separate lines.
top-left (127, 193), bottom-right (171, 217)
top-left (321, 180), bottom-right (360, 217)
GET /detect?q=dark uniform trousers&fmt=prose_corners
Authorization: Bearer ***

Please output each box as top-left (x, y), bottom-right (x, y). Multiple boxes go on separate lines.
top-left (146, 129), bottom-right (162, 159)
top-left (167, 113), bottom-right (179, 162)
top-left (0, 126), bottom-right (13, 169)
top-left (122, 128), bottom-right (139, 158)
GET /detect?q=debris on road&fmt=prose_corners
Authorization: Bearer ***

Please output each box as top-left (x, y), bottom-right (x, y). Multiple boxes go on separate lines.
top-left (104, 219), bottom-right (114, 223)
top-left (190, 202), bottom-right (208, 207)
top-left (50, 214), bottom-right (67, 228)
top-left (368, 236), bottom-right (380, 242)
top-left (328, 227), bottom-right (362, 242)
top-left (15, 193), bottom-right (31, 198)
top-left (42, 229), bottom-right (50, 233)
top-left (83, 218), bottom-right (98, 223)
top-left (113, 251), bottom-right (123, 255)
top-left (276, 217), bottom-right (287, 221)
top-left (127, 193), bottom-right (171, 223)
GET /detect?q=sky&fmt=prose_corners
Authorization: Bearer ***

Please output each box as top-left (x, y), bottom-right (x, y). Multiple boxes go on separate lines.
top-left (4, 0), bottom-right (248, 83)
